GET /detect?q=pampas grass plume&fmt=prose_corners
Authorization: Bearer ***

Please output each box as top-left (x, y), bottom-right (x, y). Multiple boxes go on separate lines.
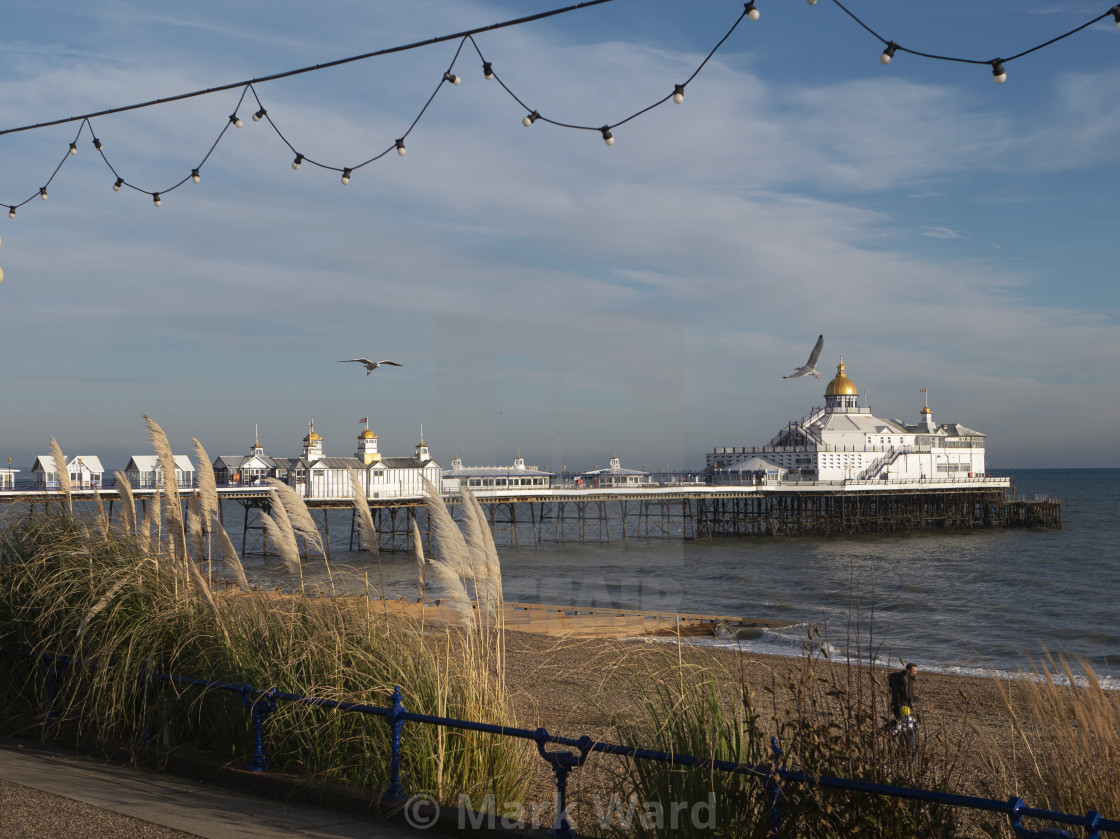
top-left (411, 515), bottom-right (427, 603)
top-left (212, 514), bottom-right (250, 591)
top-left (143, 416), bottom-right (179, 505)
top-left (426, 558), bottom-right (474, 629)
top-left (49, 436), bottom-right (72, 514)
top-left (267, 478), bottom-right (325, 558)
top-left (114, 470), bottom-right (137, 536)
top-left (186, 494), bottom-right (205, 561)
top-left (347, 469), bottom-right (379, 556)
top-left (421, 477), bottom-right (471, 582)
top-left (260, 512), bottom-right (303, 581)
top-left (192, 438), bottom-right (220, 524)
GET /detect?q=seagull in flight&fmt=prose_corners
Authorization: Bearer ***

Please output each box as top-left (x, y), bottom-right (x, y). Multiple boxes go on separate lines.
top-left (783, 335), bottom-right (824, 379)
top-left (340, 358), bottom-right (403, 376)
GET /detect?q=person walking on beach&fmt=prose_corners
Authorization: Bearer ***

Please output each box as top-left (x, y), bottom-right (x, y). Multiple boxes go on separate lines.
top-left (889, 662), bottom-right (919, 720)
top-left (888, 663), bottom-right (920, 755)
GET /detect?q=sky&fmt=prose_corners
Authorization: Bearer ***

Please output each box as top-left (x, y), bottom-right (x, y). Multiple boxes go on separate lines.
top-left (1, 0), bottom-right (1118, 473)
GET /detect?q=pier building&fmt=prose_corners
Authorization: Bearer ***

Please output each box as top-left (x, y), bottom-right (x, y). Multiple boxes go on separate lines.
top-left (579, 456), bottom-right (651, 488)
top-left (31, 455), bottom-right (105, 489)
top-left (285, 421), bottom-right (442, 499)
top-left (213, 434), bottom-right (283, 486)
top-left (441, 453), bottom-right (553, 493)
top-left (123, 455), bottom-right (195, 489)
top-left (708, 359), bottom-right (989, 484)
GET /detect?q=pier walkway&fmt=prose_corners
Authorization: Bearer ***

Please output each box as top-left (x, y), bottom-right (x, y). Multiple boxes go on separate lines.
top-left (0, 737), bottom-right (437, 839)
top-left (0, 475), bottom-right (1061, 553)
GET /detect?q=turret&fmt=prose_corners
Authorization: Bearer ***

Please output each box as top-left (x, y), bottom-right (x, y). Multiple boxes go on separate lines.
top-left (824, 358), bottom-right (859, 412)
top-left (357, 420), bottom-right (381, 465)
top-left (302, 420), bottom-right (323, 461)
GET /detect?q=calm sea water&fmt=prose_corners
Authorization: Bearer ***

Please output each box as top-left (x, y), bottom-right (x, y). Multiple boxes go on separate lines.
top-left (233, 468), bottom-right (1118, 683)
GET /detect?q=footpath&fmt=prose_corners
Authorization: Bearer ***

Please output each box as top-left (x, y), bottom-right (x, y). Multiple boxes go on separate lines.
top-left (0, 737), bottom-right (437, 839)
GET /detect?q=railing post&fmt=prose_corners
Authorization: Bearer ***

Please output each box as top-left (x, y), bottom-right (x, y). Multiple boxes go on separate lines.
top-left (384, 686), bottom-right (407, 802)
top-left (535, 728), bottom-right (592, 839)
top-left (767, 736), bottom-right (783, 838)
top-left (240, 685), bottom-right (276, 772)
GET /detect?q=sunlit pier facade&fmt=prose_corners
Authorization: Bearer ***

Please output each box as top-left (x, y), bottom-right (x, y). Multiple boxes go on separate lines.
top-left (4, 367), bottom-right (1061, 549)
top-left (708, 359), bottom-right (994, 485)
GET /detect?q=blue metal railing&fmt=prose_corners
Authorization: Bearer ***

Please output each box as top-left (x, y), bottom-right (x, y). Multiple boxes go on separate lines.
top-left (3, 647), bottom-right (1116, 839)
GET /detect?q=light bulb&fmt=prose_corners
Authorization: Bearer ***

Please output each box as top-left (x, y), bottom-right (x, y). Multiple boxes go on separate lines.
top-left (992, 61), bottom-right (1007, 84)
top-left (522, 110), bottom-right (540, 127)
top-left (341, 167), bottom-right (352, 185)
top-left (745, 2), bottom-right (760, 21)
top-left (395, 139), bottom-right (406, 156)
top-left (113, 177), bottom-right (123, 191)
top-left (482, 61), bottom-right (494, 80)
top-left (92, 138), bottom-right (103, 151)
top-left (8, 207), bottom-right (14, 219)
top-left (443, 71), bottom-right (461, 85)
top-left (39, 187), bottom-right (48, 201)
top-left (600, 126), bottom-right (614, 146)
top-left (881, 42), bottom-right (898, 65)
top-left (807, 0), bottom-right (817, 4)
top-left (229, 113), bottom-right (242, 127)
top-left (672, 84), bottom-right (685, 104)
top-left (152, 192), bottom-right (161, 207)
top-left (253, 107), bottom-right (267, 122)
top-left (292, 154), bottom-right (303, 170)
top-left (69, 142), bottom-right (78, 156)
top-left (191, 169), bottom-right (201, 184)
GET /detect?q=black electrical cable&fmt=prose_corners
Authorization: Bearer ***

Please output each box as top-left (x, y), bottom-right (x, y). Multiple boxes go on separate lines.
top-left (0, 0), bottom-right (615, 139)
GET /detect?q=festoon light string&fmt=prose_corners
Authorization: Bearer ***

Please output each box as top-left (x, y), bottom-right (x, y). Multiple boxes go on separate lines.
top-left (815, 0), bottom-right (1120, 83)
top-left (3, 0), bottom-right (1119, 220)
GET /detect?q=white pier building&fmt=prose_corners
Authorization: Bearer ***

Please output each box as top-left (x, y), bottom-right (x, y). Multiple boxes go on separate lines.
top-left (709, 359), bottom-right (990, 483)
top-left (441, 454), bottom-right (553, 493)
top-left (286, 421), bottom-right (442, 499)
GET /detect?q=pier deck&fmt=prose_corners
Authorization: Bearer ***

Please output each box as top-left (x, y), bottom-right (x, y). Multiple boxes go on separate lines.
top-left (0, 477), bottom-right (1061, 556)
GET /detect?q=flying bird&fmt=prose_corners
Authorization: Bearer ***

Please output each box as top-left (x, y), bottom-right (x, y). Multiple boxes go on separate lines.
top-left (783, 335), bottom-right (824, 380)
top-left (340, 358), bottom-right (403, 376)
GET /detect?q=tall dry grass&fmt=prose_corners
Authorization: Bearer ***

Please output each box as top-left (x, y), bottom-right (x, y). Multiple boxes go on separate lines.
top-left (0, 419), bottom-right (530, 808)
top-left (610, 620), bottom-right (965, 838)
top-left (976, 653), bottom-right (1120, 824)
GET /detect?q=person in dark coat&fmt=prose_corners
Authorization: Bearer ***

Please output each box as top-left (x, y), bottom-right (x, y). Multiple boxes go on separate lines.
top-left (889, 662), bottom-right (919, 720)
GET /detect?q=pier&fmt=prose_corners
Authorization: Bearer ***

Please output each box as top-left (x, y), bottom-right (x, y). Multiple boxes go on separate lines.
top-left (0, 477), bottom-right (1062, 559)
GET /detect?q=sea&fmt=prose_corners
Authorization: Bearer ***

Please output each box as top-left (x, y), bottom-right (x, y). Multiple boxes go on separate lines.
top-left (9, 468), bottom-right (1117, 684)
top-left (224, 468), bottom-right (1118, 685)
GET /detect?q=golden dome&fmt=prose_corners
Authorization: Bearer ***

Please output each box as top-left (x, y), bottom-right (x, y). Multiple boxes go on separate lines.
top-left (921, 405), bottom-right (932, 415)
top-left (360, 429), bottom-right (377, 439)
top-left (825, 358), bottom-right (858, 396)
top-left (304, 432), bottom-right (321, 441)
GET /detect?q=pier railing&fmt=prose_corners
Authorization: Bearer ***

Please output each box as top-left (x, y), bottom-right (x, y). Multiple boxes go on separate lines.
top-left (3, 647), bottom-right (1113, 838)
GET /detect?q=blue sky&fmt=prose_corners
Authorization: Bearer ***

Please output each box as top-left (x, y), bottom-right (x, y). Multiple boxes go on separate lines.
top-left (2, 0), bottom-right (1118, 472)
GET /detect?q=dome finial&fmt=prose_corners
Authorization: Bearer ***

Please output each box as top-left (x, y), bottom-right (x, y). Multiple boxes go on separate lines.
top-left (825, 357), bottom-right (858, 397)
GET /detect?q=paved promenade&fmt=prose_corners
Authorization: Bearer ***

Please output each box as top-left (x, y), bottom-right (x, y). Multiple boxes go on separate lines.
top-left (0, 738), bottom-right (431, 839)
